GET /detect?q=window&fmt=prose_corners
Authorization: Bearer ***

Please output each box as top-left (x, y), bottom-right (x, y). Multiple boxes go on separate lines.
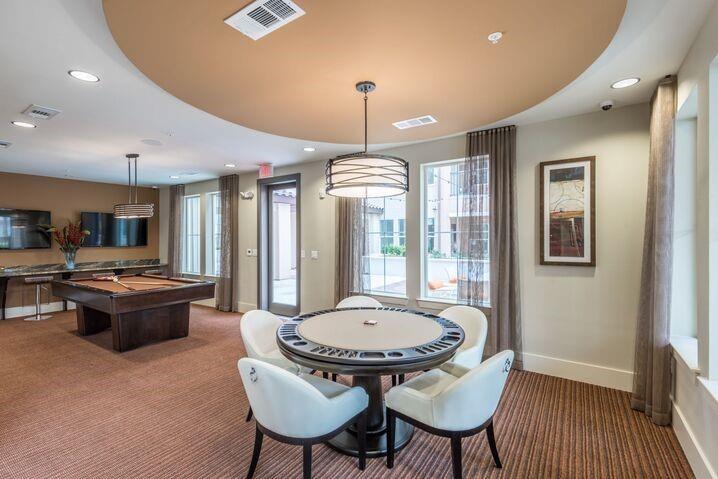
top-left (205, 192), bottom-right (222, 277)
top-left (423, 159), bottom-right (490, 303)
top-left (362, 194), bottom-right (406, 296)
top-left (182, 195), bottom-right (200, 275)
top-left (380, 219), bottom-right (394, 249)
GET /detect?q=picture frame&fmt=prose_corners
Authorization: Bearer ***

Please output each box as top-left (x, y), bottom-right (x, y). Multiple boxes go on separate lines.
top-left (539, 156), bottom-right (596, 266)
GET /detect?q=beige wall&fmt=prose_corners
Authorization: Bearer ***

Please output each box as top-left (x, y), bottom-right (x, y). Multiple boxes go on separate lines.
top-left (0, 172), bottom-right (159, 307)
top-left (236, 161), bottom-right (337, 313)
top-left (166, 103), bottom-right (650, 390)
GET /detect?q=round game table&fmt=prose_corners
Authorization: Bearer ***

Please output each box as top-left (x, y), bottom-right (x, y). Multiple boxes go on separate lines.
top-left (277, 307), bottom-right (464, 457)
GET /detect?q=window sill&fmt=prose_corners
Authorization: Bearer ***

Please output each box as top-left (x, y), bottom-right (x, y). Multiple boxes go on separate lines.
top-left (417, 296), bottom-right (490, 311)
top-left (671, 335), bottom-right (699, 373)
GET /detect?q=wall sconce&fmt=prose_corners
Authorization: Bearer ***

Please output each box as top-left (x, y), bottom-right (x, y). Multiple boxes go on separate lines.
top-left (240, 191), bottom-right (255, 200)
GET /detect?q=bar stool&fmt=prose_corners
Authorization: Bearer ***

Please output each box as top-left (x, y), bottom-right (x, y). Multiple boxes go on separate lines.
top-left (24, 276), bottom-right (54, 321)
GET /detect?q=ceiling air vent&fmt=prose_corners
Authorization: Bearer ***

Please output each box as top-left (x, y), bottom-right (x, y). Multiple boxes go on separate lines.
top-left (392, 115), bottom-right (438, 130)
top-left (224, 0), bottom-right (305, 41)
top-left (22, 104), bottom-right (62, 120)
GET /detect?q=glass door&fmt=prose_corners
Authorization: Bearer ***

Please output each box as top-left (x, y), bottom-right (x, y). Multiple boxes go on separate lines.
top-left (257, 174), bottom-right (300, 317)
top-left (268, 184), bottom-right (298, 315)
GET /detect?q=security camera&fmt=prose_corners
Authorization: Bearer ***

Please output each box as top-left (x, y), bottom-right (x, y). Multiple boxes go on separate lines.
top-left (600, 100), bottom-right (614, 111)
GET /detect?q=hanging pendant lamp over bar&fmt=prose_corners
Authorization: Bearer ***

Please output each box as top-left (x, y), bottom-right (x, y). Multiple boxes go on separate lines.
top-left (325, 81), bottom-right (408, 198)
top-left (114, 153), bottom-right (155, 218)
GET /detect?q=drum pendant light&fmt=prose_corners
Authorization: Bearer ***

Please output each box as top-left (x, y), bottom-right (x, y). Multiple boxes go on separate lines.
top-left (325, 81), bottom-right (409, 198)
top-left (113, 153), bottom-right (155, 218)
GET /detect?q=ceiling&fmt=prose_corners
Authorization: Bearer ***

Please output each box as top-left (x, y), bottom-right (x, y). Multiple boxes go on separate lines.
top-left (103, 0), bottom-right (625, 144)
top-left (0, 0), bottom-right (714, 186)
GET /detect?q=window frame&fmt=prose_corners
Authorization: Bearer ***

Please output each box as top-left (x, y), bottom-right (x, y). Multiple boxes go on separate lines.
top-left (362, 194), bottom-right (407, 298)
top-left (181, 194), bottom-right (201, 276)
top-left (420, 157), bottom-right (490, 306)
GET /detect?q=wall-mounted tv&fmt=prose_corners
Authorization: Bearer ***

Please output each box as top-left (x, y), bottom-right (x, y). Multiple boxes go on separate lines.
top-left (81, 212), bottom-right (148, 248)
top-left (0, 208), bottom-right (52, 249)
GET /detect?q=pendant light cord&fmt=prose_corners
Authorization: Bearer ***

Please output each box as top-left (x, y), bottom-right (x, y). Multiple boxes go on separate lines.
top-left (363, 90), bottom-right (368, 154)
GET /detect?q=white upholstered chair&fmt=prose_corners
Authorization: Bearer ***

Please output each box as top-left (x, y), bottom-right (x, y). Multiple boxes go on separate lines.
top-left (238, 358), bottom-right (369, 478)
top-left (385, 350), bottom-right (514, 479)
top-left (240, 310), bottom-right (310, 421)
top-left (438, 305), bottom-right (488, 370)
top-left (336, 295), bottom-right (383, 309)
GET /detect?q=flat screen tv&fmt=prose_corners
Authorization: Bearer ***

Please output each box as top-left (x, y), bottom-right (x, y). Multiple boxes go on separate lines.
top-left (81, 212), bottom-right (148, 247)
top-left (0, 208), bottom-right (52, 249)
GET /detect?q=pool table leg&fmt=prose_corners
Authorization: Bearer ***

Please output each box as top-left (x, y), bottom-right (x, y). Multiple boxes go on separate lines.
top-left (0, 277), bottom-right (8, 320)
top-left (112, 302), bottom-right (190, 352)
top-left (76, 305), bottom-right (111, 335)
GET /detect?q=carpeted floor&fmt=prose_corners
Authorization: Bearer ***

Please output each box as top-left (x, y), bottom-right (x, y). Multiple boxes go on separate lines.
top-left (0, 306), bottom-right (692, 478)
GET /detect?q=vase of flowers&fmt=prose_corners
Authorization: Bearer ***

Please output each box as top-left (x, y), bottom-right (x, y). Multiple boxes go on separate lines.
top-left (44, 221), bottom-right (91, 269)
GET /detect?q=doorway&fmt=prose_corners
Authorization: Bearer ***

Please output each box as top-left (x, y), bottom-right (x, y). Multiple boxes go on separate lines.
top-left (258, 174), bottom-right (300, 316)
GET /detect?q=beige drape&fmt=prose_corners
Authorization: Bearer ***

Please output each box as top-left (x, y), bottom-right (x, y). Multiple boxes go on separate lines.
top-left (217, 174), bottom-right (239, 312)
top-left (334, 197), bottom-right (366, 304)
top-left (167, 184), bottom-right (185, 277)
top-left (631, 75), bottom-right (676, 426)
top-left (464, 126), bottom-right (522, 369)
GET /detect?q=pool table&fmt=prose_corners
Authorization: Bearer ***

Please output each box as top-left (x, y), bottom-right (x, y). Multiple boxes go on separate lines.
top-left (52, 274), bottom-right (215, 352)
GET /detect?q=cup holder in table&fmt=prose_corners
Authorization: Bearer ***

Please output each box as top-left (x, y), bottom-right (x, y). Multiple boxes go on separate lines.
top-left (360, 352), bottom-right (385, 359)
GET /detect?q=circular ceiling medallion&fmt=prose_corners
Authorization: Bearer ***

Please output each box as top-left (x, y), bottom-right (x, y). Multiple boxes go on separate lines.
top-left (103, 0), bottom-right (625, 144)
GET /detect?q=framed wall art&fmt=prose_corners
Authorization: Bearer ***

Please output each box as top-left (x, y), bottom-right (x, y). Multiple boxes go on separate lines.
top-left (540, 156), bottom-right (596, 266)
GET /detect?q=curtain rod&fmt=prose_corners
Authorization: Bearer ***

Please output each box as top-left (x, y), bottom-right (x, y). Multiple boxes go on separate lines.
top-left (468, 125), bottom-right (516, 135)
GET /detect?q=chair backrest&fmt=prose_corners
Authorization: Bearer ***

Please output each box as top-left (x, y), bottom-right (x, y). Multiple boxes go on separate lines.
top-left (238, 358), bottom-right (331, 438)
top-left (434, 350), bottom-right (514, 431)
top-left (336, 295), bottom-right (382, 309)
top-left (439, 305), bottom-right (488, 361)
top-left (240, 310), bottom-right (283, 360)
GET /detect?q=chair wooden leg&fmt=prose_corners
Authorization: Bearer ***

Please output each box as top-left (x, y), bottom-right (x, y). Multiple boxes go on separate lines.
top-left (386, 408), bottom-right (396, 469)
top-left (486, 422), bottom-right (502, 468)
top-left (245, 406), bottom-right (253, 422)
top-left (357, 411), bottom-right (367, 470)
top-left (450, 436), bottom-right (462, 479)
top-left (302, 444), bottom-right (312, 479)
top-left (246, 426), bottom-right (263, 479)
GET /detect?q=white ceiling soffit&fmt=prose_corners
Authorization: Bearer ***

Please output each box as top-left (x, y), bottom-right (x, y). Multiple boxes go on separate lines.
top-left (0, 0), bottom-right (713, 186)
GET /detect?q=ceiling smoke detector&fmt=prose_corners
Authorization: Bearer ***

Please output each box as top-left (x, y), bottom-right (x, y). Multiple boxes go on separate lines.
top-left (224, 0), bottom-right (305, 41)
top-left (392, 115), bottom-right (438, 130)
top-left (22, 104), bottom-right (62, 120)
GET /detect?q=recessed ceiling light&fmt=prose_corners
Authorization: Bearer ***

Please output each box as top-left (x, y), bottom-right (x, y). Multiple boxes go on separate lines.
top-left (303, 147), bottom-right (316, 152)
top-left (169, 175), bottom-right (180, 179)
top-left (611, 78), bottom-right (640, 89)
top-left (11, 121), bottom-right (36, 128)
top-left (224, 163), bottom-right (236, 168)
top-left (487, 31), bottom-right (503, 44)
top-left (68, 70), bottom-right (100, 82)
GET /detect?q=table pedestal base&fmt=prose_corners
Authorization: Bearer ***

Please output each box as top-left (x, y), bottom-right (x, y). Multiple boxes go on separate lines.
top-left (326, 418), bottom-right (413, 458)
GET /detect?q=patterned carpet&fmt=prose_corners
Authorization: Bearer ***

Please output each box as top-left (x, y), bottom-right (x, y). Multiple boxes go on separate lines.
top-left (0, 306), bottom-right (692, 478)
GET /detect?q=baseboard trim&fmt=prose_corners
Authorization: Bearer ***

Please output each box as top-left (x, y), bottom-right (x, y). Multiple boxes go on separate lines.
top-left (522, 352), bottom-right (633, 391)
top-left (237, 302), bottom-right (257, 313)
top-left (673, 403), bottom-right (717, 479)
top-left (192, 298), bottom-right (216, 308)
top-left (4, 301), bottom-right (76, 319)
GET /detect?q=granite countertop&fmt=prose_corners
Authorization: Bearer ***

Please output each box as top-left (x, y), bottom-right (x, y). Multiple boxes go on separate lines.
top-left (0, 259), bottom-right (165, 278)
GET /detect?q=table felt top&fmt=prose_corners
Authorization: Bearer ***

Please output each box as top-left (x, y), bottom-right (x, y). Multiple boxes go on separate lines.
top-left (65, 275), bottom-right (190, 293)
top-left (296, 309), bottom-right (444, 351)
